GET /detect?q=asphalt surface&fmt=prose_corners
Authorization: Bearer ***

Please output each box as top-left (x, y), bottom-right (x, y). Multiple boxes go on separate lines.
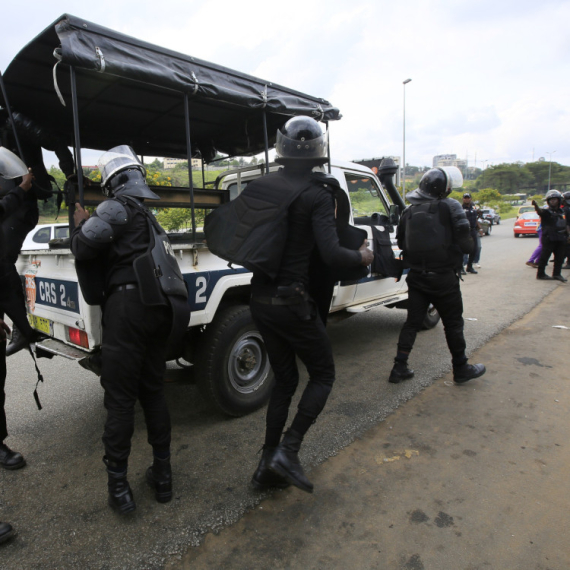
top-left (0, 219), bottom-right (564, 569)
top-left (177, 284), bottom-right (570, 570)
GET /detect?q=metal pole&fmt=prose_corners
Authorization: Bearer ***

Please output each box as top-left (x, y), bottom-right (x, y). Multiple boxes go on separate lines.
top-left (262, 111), bottom-right (270, 175)
top-left (0, 70), bottom-right (25, 162)
top-left (69, 67), bottom-right (84, 231)
top-left (325, 121), bottom-right (331, 174)
top-left (184, 93), bottom-right (196, 242)
top-left (402, 78), bottom-right (411, 199)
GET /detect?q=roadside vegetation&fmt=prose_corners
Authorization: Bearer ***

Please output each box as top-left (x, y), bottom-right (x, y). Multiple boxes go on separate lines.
top-left (38, 158), bottom-right (568, 228)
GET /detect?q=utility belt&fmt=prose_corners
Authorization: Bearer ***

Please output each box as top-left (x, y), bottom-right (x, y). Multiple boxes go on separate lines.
top-left (108, 283), bottom-right (138, 295)
top-left (252, 282), bottom-right (314, 321)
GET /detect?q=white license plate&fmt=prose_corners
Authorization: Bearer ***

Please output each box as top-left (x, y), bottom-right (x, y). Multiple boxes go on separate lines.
top-left (524, 222), bottom-right (538, 227)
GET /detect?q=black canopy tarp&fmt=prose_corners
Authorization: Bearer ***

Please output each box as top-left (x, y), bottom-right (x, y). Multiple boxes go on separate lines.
top-left (1, 14), bottom-right (341, 161)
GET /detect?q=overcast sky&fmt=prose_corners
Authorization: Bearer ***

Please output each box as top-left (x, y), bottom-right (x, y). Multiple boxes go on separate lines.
top-left (2, 0), bottom-right (569, 169)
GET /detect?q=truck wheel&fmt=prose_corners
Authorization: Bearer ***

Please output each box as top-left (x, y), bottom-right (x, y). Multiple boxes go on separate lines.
top-left (421, 304), bottom-right (441, 330)
top-left (196, 304), bottom-right (274, 417)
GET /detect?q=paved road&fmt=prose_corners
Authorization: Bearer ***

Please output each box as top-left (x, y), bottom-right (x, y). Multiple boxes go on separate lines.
top-left (0, 220), bottom-right (563, 569)
top-left (178, 284), bottom-right (570, 570)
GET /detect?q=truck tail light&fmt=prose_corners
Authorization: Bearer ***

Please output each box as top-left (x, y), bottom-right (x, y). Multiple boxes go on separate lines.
top-left (68, 327), bottom-right (89, 348)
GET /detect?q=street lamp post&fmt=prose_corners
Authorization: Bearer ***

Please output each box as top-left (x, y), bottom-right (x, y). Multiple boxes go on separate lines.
top-left (402, 78), bottom-right (412, 198)
top-left (547, 150), bottom-right (556, 191)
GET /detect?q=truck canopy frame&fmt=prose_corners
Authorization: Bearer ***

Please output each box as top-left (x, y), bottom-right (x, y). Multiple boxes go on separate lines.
top-left (1, 14), bottom-right (340, 162)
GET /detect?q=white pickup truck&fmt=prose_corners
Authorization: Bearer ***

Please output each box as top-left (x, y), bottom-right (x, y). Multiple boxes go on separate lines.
top-left (16, 159), bottom-right (441, 415)
top-left (6, 14), bottom-right (438, 416)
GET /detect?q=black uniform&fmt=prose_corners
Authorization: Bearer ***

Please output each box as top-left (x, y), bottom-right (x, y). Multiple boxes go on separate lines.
top-left (396, 197), bottom-right (473, 366)
top-left (71, 199), bottom-right (173, 465)
top-left (0, 185), bottom-right (26, 442)
top-left (462, 202), bottom-right (480, 268)
top-left (563, 204), bottom-right (570, 266)
top-left (536, 204), bottom-right (567, 278)
top-left (249, 169), bottom-right (362, 448)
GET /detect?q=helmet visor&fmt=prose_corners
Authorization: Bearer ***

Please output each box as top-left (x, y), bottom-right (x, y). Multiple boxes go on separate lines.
top-left (439, 166), bottom-right (463, 190)
top-left (275, 128), bottom-right (329, 161)
top-left (0, 146), bottom-right (28, 179)
top-left (98, 145), bottom-right (146, 186)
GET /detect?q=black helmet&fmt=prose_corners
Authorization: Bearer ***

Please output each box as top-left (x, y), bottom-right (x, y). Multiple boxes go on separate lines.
top-left (562, 191), bottom-right (570, 203)
top-left (545, 189), bottom-right (562, 205)
top-left (418, 168), bottom-right (449, 198)
top-left (275, 116), bottom-right (328, 166)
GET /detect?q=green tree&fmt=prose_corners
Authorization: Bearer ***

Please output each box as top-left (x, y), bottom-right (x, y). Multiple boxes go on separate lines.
top-left (475, 163), bottom-right (532, 194)
top-left (155, 208), bottom-right (208, 231)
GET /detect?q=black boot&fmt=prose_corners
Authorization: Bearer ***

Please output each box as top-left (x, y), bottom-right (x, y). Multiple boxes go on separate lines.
top-left (6, 326), bottom-right (26, 357)
top-left (146, 456), bottom-right (172, 503)
top-left (0, 522), bottom-right (15, 544)
top-left (388, 360), bottom-right (414, 384)
top-left (466, 265), bottom-right (478, 274)
top-left (6, 328), bottom-right (48, 357)
top-left (269, 429), bottom-right (313, 493)
top-left (453, 363), bottom-right (486, 383)
top-left (251, 446), bottom-right (290, 490)
top-left (537, 273), bottom-right (553, 280)
top-left (78, 351), bottom-right (102, 376)
top-left (104, 457), bottom-right (136, 514)
top-left (552, 274), bottom-right (567, 283)
top-left (0, 443), bottom-right (26, 470)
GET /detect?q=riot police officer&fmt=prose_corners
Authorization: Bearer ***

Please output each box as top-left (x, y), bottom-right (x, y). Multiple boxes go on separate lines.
top-left (561, 191), bottom-right (570, 270)
top-left (0, 147), bottom-right (32, 472)
top-left (388, 167), bottom-right (486, 385)
top-left (533, 190), bottom-right (568, 282)
top-left (248, 116), bottom-right (373, 493)
top-left (71, 146), bottom-right (189, 514)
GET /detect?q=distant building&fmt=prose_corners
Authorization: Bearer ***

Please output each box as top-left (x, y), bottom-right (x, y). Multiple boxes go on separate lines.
top-left (163, 157), bottom-right (202, 169)
top-left (432, 154), bottom-right (467, 170)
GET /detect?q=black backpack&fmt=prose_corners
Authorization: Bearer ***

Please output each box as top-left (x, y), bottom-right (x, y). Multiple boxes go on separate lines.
top-left (204, 171), bottom-right (315, 279)
top-left (404, 201), bottom-right (451, 268)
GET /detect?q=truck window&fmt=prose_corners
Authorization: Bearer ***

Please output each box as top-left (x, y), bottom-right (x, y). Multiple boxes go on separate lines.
top-left (227, 181), bottom-right (250, 201)
top-left (54, 226), bottom-right (69, 239)
top-left (345, 173), bottom-right (389, 217)
top-left (32, 227), bottom-right (51, 243)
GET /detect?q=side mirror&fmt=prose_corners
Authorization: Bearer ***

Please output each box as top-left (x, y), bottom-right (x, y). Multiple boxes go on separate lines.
top-left (389, 204), bottom-right (400, 225)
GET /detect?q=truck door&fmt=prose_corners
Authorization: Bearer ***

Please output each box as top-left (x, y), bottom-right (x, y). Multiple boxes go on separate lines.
top-left (344, 171), bottom-right (405, 303)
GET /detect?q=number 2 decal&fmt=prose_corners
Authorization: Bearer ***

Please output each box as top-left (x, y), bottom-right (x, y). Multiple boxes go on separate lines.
top-left (195, 276), bottom-right (207, 304)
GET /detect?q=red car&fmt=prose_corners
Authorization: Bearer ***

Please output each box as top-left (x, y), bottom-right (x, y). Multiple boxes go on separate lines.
top-left (514, 212), bottom-right (540, 237)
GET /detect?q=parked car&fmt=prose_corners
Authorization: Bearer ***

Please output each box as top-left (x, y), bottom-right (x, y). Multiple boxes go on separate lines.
top-left (479, 218), bottom-right (492, 235)
top-left (513, 212), bottom-right (540, 237)
top-left (480, 208), bottom-right (500, 225)
top-left (21, 223), bottom-right (69, 251)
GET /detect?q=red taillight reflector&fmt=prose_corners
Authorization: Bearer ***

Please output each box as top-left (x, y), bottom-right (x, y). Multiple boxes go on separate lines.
top-left (68, 327), bottom-right (89, 348)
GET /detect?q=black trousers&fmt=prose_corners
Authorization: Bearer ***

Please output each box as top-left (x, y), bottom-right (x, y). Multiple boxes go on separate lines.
top-left (0, 264), bottom-right (35, 340)
top-left (100, 288), bottom-right (172, 464)
top-left (538, 236), bottom-right (566, 276)
top-left (250, 298), bottom-right (335, 447)
top-left (397, 269), bottom-right (467, 366)
top-left (0, 313), bottom-right (7, 442)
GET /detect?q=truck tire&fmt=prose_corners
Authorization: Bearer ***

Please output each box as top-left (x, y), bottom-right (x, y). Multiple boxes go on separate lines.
top-left (196, 304), bottom-right (274, 416)
top-left (421, 304), bottom-right (441, 330)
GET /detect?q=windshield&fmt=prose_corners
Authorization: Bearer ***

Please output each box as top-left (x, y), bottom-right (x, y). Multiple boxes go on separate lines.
top-left (520, 212), bottom-right (539, 220)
